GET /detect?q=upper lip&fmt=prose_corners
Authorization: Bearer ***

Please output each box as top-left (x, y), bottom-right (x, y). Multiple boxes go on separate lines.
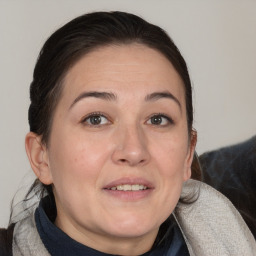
top-left (103, 177), bottom-right (154, 189)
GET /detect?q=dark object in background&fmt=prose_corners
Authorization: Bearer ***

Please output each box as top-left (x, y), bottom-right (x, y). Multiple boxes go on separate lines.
top-left (0, 224), bottom-right (14, 256)
top-left (200, 136), bottom-right (256, 238)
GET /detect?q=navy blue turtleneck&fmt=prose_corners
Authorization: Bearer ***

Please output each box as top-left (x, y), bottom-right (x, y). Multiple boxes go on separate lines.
top-left (35, 196), bottom-right (189, 256)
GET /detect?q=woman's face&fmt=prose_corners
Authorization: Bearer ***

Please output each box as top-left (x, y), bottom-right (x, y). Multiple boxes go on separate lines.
top-left (39, 44), bottom-right (195, 253)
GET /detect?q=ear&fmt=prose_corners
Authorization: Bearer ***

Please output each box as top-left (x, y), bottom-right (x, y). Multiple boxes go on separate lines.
top-left (183, 129), bottom-right (197, 181)
top-left (25, 132), bottom-right (53, 185)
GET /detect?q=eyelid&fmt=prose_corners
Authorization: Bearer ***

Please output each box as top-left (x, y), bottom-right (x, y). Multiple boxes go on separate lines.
top-left (145, 113), bottom-right (174, 126)
top-left (80, 111), bottom-right (112, 126)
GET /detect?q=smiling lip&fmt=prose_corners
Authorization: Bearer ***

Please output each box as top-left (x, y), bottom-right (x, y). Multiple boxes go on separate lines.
top-left (103, 177), bottom-right (154, 190)
top-left (103, 177), bottom-right (154, 201)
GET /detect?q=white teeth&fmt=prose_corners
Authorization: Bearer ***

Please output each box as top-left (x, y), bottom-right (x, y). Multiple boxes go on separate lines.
top-left (110, 184), bottom-right (148, 191)
top-left (133, 184), bottom-right (140, 190)
top-left (123, 184), bottom-right (131, 191)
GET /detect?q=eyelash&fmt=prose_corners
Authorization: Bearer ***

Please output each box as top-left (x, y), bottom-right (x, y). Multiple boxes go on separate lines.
top-left (146, 113), bottom-right (174, 127)
top-left (81, 112), bottom-right (174, 127)
top-left (81, 112), bottom-right (111, 127)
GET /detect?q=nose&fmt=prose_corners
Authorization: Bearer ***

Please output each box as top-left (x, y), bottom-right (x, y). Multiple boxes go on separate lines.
top-left (111, 124), bottom-right (150, 167)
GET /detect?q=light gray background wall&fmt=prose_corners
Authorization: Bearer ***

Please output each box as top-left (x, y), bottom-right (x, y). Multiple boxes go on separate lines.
top-left (0, 0), bottom-right (255, 227)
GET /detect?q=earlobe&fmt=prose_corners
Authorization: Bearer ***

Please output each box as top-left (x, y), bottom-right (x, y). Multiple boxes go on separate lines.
top-left (183, 129), bottom-right (197, 181)
top-left (25, 132), bottom-right (53, 185)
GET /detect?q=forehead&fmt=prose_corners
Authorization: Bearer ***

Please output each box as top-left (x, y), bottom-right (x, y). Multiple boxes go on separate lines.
top-left (61, 43), bottom-right (185, 105)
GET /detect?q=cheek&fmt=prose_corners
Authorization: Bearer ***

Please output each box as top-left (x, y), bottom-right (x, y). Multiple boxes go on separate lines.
top-left (152, 134), bottom-right (189, 203)
top-left (48, 133), bottom-right (112, 189)
top-left (150, 133), bottom-right (189, 177)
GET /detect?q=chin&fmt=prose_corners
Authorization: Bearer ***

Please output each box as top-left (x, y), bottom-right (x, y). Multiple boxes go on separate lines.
top-left (109, 227), bottom-right (155, 239)
top-left (103, 215), bottom-right (159, 238)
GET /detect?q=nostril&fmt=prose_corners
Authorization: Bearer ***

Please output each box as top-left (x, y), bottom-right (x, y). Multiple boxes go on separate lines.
top-left (118, 158), bottom-right (146, 166)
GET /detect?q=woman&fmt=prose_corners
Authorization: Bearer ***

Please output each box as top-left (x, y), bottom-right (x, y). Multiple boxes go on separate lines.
top-left (0, 11), bottom-right (255, 256)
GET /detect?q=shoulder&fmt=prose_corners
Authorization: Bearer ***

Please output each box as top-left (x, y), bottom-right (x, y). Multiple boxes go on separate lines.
top-left (0, 224), bottom-right (14, 256)
top-left (174, 179), bottom-right (256, 256)
top-left (12, 210), bottom-right (50, 256)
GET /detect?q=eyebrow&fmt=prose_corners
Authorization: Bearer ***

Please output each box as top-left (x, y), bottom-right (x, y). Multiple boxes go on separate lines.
top-left (69, 91), bottom-right (117, 109)
top-left (69, 90), bottom-right (181, 110)
top-left (145, 91), bottom-right (181, 110)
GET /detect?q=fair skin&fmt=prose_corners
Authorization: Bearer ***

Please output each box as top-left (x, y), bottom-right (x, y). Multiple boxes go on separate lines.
top-left (26, 44), bottom-right (196, 255)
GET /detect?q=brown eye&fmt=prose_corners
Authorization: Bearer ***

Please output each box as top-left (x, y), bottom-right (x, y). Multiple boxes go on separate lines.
top-left (151, 116), bottom-right (163, 125)
top-left (83, 114), bottom-right (109, 126)
top-left (89, 115), bottom-right (102, 125)
top-left (146, 114), bottom-right (173, 126)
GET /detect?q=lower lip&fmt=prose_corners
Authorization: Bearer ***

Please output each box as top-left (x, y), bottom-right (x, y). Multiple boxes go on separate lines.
top-left (103, 189), bottom-right (153, 201)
